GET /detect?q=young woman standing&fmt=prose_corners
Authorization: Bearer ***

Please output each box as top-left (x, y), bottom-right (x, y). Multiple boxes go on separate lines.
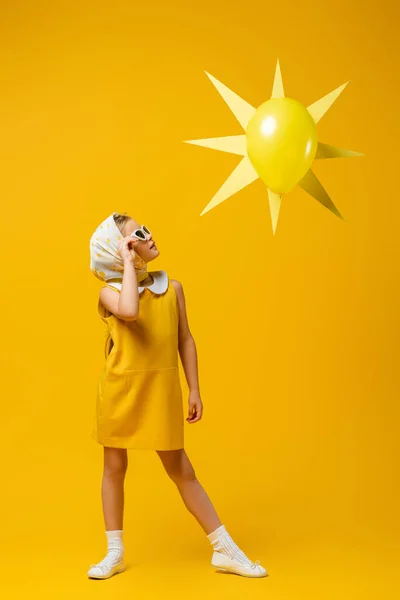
top-left (88, 211), bottom-right (267, 580)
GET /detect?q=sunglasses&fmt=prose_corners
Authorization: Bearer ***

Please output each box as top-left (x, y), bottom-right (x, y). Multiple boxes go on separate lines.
top-left (130, 224), bottom-right (152, 241)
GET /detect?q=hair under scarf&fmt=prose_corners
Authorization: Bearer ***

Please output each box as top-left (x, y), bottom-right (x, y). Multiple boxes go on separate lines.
top-left (90, 212), bottom-right (149, 290)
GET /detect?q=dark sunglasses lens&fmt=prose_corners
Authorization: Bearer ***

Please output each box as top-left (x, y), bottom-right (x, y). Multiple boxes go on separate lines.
top-left (142, 225), bottom-right (151, 235)
top-left (134, 230), bottom-right (146, 240)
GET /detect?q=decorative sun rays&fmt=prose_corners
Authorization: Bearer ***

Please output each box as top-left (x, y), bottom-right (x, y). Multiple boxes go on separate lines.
top-left (184, 60), bottom-right (363, 234)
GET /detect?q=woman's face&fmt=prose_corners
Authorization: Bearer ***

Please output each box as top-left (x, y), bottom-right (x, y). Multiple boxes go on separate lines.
top-left (123, 218), bottom-right (160, 262)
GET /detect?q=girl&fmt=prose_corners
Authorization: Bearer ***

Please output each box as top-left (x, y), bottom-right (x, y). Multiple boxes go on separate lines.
top-left (88, 211), bottom-right (267, 579)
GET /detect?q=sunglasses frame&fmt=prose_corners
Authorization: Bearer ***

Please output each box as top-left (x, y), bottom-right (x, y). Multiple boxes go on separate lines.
top-left (130, 224), bottom-right (151, 241)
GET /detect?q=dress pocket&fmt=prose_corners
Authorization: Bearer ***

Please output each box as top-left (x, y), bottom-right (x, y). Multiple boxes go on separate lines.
top-left (99, 369), bottom-right (126, 412)
top-left (122, 367), bottom-right (184, 445)
top-left (124, 367), bottom-right (183, 416)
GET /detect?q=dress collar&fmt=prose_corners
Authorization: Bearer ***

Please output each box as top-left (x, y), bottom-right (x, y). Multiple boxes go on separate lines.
top-left (138, 270), bottom-right (169, 295)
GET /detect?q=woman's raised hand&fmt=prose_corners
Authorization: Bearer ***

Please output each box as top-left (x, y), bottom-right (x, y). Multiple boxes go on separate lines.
top-left (117, 236), bottom-right (138, 264)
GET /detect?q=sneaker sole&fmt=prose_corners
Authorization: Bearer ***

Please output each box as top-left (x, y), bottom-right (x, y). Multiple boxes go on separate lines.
top-left (213, 565), bottom-right (268, 578)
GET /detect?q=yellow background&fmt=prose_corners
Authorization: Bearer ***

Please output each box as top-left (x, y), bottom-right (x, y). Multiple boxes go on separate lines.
top-left (0, 1), bottom-right (398, 598)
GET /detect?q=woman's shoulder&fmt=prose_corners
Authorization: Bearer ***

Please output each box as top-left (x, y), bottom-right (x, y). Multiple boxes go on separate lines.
top-left (170, 278), bottom-right (182, 291)
top-left (170, 279), bottom-right (185, 302)
top-left (97, 284), bottom-right (120, 320)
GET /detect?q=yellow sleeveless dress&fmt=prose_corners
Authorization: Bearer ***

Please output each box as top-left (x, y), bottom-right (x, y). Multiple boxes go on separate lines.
top-left (91, 272), bottom-right (184, 450)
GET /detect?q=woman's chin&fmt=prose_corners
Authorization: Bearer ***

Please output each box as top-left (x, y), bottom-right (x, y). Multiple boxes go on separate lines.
top-left (148, 249), bottom-right (160, 261)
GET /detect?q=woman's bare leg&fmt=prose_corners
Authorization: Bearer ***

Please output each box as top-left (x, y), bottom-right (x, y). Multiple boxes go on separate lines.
top-left (155, 448), bottom-right (268, 578)
top-left (102, 447), bottom-right (128, 530)
top-left (87, 447), bottom-right (127, 578)
top-left (156, 448), bottom-right (222, 535)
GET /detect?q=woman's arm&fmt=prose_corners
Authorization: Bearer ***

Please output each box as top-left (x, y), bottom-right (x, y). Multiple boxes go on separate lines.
top-left (118, 259), bottom-right (140, 318)
top-left (171, 279), bottom-right (203, 422)
top-left (99, 260), bottom-right (139, 321)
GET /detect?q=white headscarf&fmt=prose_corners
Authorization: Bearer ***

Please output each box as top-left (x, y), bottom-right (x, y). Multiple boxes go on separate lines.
top-left (90, 212), bottom-right (149, 289)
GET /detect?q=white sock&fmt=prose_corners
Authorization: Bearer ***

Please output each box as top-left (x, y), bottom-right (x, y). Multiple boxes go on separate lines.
top-left (92, 529), bottom-right (124, 569)
top-left (207, 524), bottom-right (253, 566)
top-left (106, 529), bottom-right (124, 558)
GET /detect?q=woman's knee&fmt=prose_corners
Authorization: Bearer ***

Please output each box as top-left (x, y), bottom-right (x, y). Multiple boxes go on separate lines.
top-left (157, 449), bottom-right (197, 484)
top-left (103, 446), bottom-right (128, 477)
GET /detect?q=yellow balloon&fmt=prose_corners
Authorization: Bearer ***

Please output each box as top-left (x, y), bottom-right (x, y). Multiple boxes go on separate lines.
top-left (246, 98), bottom-right (318, 194)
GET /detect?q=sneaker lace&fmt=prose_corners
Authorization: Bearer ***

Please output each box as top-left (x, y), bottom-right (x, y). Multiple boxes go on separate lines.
top-left (250, 560), bottom-right (261, 569)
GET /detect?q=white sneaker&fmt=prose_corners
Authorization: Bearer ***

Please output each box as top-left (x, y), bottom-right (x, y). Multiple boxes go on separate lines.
top-left (87, 554), bottom-right (126, 579)
top-left (211, 551), bottom-right (268, 578)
